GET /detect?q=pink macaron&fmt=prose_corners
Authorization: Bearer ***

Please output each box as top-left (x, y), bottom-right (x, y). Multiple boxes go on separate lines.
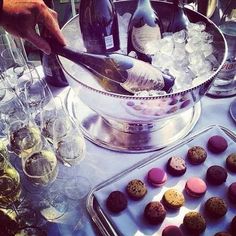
top-left (147, 167), bottom-right (167, 187)
top-left (185, 177), bottom-right (207, 198)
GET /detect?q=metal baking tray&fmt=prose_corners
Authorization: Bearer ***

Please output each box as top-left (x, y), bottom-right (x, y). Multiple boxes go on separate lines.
top-left (87, 125), bottom-right (236, 236)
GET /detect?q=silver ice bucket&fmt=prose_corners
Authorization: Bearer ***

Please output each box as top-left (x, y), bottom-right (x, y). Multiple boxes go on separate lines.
top-left (59, 0), bottom-right (227, 152)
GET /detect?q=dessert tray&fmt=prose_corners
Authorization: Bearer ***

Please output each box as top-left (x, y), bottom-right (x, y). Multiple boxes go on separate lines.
top-left (87, 125), bottom-right (236, 236)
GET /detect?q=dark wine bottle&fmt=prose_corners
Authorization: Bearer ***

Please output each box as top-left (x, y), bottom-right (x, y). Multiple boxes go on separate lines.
top-left (79, 0), bottom-right (120, 54)
top-left (48, 40), bottom-right (175, 94)
top-left (167, 0), bottom-right (189, 32)
top-left (127, 0), bottom-right (163, 63)
top-left (40, 0), bottom-right (68, 87)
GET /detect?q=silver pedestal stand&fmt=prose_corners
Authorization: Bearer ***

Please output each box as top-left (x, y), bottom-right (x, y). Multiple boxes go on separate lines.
top-left (65, 89), bottom-right (201, 153)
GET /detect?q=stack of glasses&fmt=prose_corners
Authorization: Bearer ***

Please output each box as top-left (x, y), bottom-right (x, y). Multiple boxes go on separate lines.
top-left (0, 33), bottom-right (90, 235)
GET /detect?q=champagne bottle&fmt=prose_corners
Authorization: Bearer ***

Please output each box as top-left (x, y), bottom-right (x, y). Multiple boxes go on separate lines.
top-left (167, 0), bottom-right (189, 32)
top-left (49, 40), bottom-right (175, 94)
top-left (40, 0), bottom-right (68, 87)
top-left (127, 0), bottom-right (163, 63)
top-left (213, 1), bottom-right (236, 90)
top-left (79, 0), bottom-right (120, 53)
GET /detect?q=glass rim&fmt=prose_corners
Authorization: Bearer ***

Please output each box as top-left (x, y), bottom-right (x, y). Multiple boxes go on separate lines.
top-left (22, 150), bottom-right (58, 179)
top-left (1, 47), bottom-right (24, 60)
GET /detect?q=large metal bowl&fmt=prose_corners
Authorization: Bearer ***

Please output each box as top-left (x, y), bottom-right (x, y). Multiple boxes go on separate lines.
top-left (59, 0), bottom-right (227, 152)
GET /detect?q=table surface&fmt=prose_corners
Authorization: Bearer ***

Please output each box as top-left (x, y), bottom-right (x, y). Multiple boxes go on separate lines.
top-left (45, 81), bottom-right (236, 236)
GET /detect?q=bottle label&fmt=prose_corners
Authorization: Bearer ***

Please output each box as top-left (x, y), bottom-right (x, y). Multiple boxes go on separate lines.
top-left (44, 66), bottom-right (53, 77)
top-left (131, 24), bottom-right (161, 54)
top-left (218, 57), bottom-right (236, 79)
top-left (125, 60), bottom-right (164, 92)
top-left (104, 35), bottom-right (114, 50)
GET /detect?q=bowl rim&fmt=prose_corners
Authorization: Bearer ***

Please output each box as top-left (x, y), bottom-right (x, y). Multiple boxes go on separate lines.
top-left (58, 0), bottom-right (228, 100)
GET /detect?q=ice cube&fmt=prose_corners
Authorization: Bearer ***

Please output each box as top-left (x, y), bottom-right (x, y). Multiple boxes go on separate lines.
top-left (159, 37), bottom-right (174, 56)
top-left (173, 30), bottom-right (187, 44)
top-left (201, 43), bottom-right (214, 57)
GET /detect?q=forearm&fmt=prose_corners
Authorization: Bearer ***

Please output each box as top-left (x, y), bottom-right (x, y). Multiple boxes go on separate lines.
top-left (0, 0), bottom-right (65, 53)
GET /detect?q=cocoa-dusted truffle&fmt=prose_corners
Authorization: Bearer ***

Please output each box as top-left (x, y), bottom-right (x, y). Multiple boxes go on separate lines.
top-left (106, 191), bottom-right (128, 213)
top-left (126, 179), bottom-right (147, 200)
top-left (207, 135), bottom-right (228, 153)
top-left (187, 146), bottom-right (207, 165)
top-left (205, 197), bottom-right (228, 218)
top-left (206, 165), bottom-right (228, 185)
top-left (183, 211), bottom-right (206, 234)
top-left (144, 201), bottom-right (166, 225)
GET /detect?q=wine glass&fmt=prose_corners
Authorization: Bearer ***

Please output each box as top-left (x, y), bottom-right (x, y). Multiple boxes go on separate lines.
top-left (38, 179), bottom-right (69, 223)
top-left (14, 226), bottom-right (47, 236)
top-left (0, 33), bottom-right (17, 51)
top-left (24, 80), bottom-right (46, 116)
top-left (0, 48), bottom-right (27, 90)
top-left (0, 96), bottom-right (28, 138)
top-left (35, 107), bottom-right (57, 141)
top-left (21, 146), bottom-right (59, 188)
top-left (0, 79), bottom-right (7, 102)
top-left (52, 114), bottom-right (84, 165)
top-left (8, 120), bottom-right (43, 159)
top-left (34, 95), bottom-right (58, 141)
top-left (0, 154), bottom-right (23, 210)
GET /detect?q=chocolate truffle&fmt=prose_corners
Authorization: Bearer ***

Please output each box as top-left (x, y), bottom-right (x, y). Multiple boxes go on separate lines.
top-left (207, 135), bottom-right (228, 153)
top-left (162, 225), bottom-right (183, 236)
top-left (205, 197), bottom-right (228, 218)
top-left (183, 212), bottom-right (206, 234)
top-left (228, 182), bottom-right (236, 204)
top-left (206, 165), bottom-right (228, 185)
top-left (187, 146), bottom-right (207, 165)
top-left (226, 153), bottom-right (236, 173)
top-left (144, 201), bottom-right (166, 225)
top-left (106, 191), bottom-right (128, 213)
top-left (126, 179), bottom-right (147, 200)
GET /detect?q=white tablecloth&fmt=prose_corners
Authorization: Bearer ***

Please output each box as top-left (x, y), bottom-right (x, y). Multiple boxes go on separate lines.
top-left (49, 81), bottom-right (235, 236)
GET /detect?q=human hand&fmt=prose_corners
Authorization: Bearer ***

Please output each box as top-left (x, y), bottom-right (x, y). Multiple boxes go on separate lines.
top-left (0, 0), bottom-right (66, 54)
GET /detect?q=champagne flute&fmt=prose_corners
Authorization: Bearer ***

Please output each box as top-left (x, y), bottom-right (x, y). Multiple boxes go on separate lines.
top-left (0, 154), bottom-right (22, 209)
top-left (8, 120), bottom-right (42, 159)
top-left (22, 72), bottom-right (47, 118)
top-left (0, 79), bottom-right (7, 103)
top-left (51, 96), bottom-right (86, 166)
top-left (14, 226), bottom-right (47, 236)
top-left (0, 209), bottom-right (19, 235)
top-left (21, 148), bottom-right (58, 187)
top-left (35, 106), bottom-right (57, 141)
top-left (51, 107), bottom-right (86, 167)
top-left (0, 97), bottom-right (28, 137)
top-left (0, 48), bottom-right (27, 90)
top-left (0, 33), bottom-right (17, 52)
top-left (39, 180), bottom-right (69, 222)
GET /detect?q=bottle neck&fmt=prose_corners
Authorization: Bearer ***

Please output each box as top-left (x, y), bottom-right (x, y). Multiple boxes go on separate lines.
top-left (138, 0), bottom-right (152, 8)
top-left (228, 8), bottom-right (236, 21)
top-left (173, 0), bottom-right (184, 8)
top-left (220, 0), bottom-right (236, 24)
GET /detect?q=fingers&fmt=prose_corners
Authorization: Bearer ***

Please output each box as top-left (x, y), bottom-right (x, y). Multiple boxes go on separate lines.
top-left (49, 8), bottom-right (58, 20)
top-left (26, 30), bottom-right (51, 55)
top-left (39, 8), bottom-right (66, 46)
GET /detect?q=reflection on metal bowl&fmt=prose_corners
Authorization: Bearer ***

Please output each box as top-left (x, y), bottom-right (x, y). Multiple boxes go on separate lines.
top-left (59, 0), bottom-right (227, 152)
